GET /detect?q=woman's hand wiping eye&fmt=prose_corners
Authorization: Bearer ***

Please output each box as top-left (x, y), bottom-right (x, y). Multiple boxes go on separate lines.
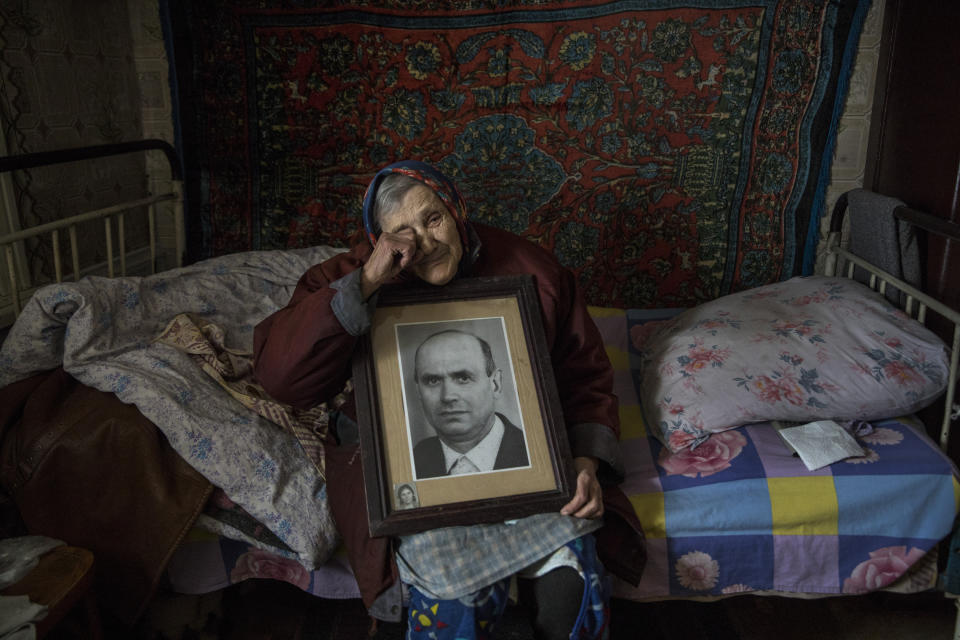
top-left (360, 229), bottom-right (418, 299)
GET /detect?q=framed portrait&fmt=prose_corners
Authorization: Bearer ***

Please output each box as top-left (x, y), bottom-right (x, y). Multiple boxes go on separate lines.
top-left (352, 274), bottom-right (574, 536)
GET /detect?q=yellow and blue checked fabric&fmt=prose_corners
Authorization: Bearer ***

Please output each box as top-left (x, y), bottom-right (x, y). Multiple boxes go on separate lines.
top-left (589, 307), bottom-right (960, 599)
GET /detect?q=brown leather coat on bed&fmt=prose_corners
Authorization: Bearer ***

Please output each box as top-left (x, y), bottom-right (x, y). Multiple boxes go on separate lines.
top-left (0, 367), bottom-right (212, 626)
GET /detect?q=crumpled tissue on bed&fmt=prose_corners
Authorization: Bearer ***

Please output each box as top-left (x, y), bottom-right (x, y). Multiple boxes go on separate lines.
top-left (776, 420), bottom-right (867, 470)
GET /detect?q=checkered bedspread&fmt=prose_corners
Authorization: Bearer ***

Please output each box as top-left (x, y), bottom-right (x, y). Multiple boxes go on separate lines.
top-left (591, 308), bottom-right (960, 599)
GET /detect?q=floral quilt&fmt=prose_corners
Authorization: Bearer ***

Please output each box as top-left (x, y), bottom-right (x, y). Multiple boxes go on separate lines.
top-left (0, 247), bottom-right (347, 569)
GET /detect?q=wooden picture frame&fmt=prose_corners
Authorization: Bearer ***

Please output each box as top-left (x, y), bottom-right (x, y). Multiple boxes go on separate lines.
top-left (352, 274), bottom-right (574, 536)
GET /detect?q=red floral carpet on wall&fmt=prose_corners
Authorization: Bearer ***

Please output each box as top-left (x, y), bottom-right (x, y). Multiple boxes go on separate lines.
top-left (168, 0), bottom-right (869, 308)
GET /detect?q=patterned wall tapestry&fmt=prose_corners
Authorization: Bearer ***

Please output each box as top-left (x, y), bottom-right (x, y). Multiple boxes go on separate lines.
top-left (170, 0), bottom-right (869, 308)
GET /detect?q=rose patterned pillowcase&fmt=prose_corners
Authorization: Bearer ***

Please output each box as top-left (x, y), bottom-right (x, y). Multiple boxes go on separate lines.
top-left (635, 276), bottom-right (950, 453)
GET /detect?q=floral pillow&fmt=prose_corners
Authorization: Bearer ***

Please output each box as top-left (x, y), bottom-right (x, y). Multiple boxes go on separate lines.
top-left (635, 276), bottom-right (950, 453)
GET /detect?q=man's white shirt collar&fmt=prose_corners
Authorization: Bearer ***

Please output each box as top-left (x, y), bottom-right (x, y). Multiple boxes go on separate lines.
top-left (441, 415), bottom-right (505, 474)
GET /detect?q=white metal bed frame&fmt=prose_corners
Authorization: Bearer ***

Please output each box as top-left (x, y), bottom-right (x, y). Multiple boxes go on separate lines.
top-left (823, 197), bottom-right (960, 640)
top-left (823, 202), bottom-right (960, 455)
top-left (1, 142), bottom-right (960, 632)
top-left (0, 140), bottom-right (184, 324)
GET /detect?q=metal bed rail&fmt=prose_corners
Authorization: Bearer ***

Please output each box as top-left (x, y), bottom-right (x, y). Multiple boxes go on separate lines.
top-left (824, 204), bottom-right (960, 453)
top-left (0, 139), bottom-right (184, 320)
top-left (824, 198), bottom-right (960, 638)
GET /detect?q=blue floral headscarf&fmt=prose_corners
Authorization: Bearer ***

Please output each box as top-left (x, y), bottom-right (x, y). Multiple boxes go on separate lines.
top-left (361, 161), bottom-right (473, 263)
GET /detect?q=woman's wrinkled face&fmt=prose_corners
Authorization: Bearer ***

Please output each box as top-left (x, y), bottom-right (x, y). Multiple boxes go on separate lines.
top-left (380, 184), bottom-right (463, 286)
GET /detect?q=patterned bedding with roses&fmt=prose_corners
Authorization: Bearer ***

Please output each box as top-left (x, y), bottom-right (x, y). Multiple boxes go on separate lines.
top-left (592, 305), bottom-right (960, 600)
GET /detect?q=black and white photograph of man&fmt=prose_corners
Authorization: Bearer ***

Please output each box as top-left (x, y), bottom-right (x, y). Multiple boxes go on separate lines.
top-left (396, 317), bottom-right (530, 480)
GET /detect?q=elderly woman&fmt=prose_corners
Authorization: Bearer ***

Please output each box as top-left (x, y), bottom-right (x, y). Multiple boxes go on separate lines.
top-left (253, 161), bottom-right (643, 639)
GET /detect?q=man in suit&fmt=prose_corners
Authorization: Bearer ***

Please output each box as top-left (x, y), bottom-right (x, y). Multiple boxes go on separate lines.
top-left (412, 329), bottom-right (529, 478)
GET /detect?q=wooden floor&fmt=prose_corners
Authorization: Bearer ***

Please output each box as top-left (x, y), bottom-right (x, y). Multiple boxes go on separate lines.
top-left (78, 579), bottom-right (958, 640)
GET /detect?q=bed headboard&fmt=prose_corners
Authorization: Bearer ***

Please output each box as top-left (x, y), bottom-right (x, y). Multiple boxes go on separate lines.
top-left (0, 139), bottom-right (184, 326)
top-left (825, 201), bottom-right (960, 452)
